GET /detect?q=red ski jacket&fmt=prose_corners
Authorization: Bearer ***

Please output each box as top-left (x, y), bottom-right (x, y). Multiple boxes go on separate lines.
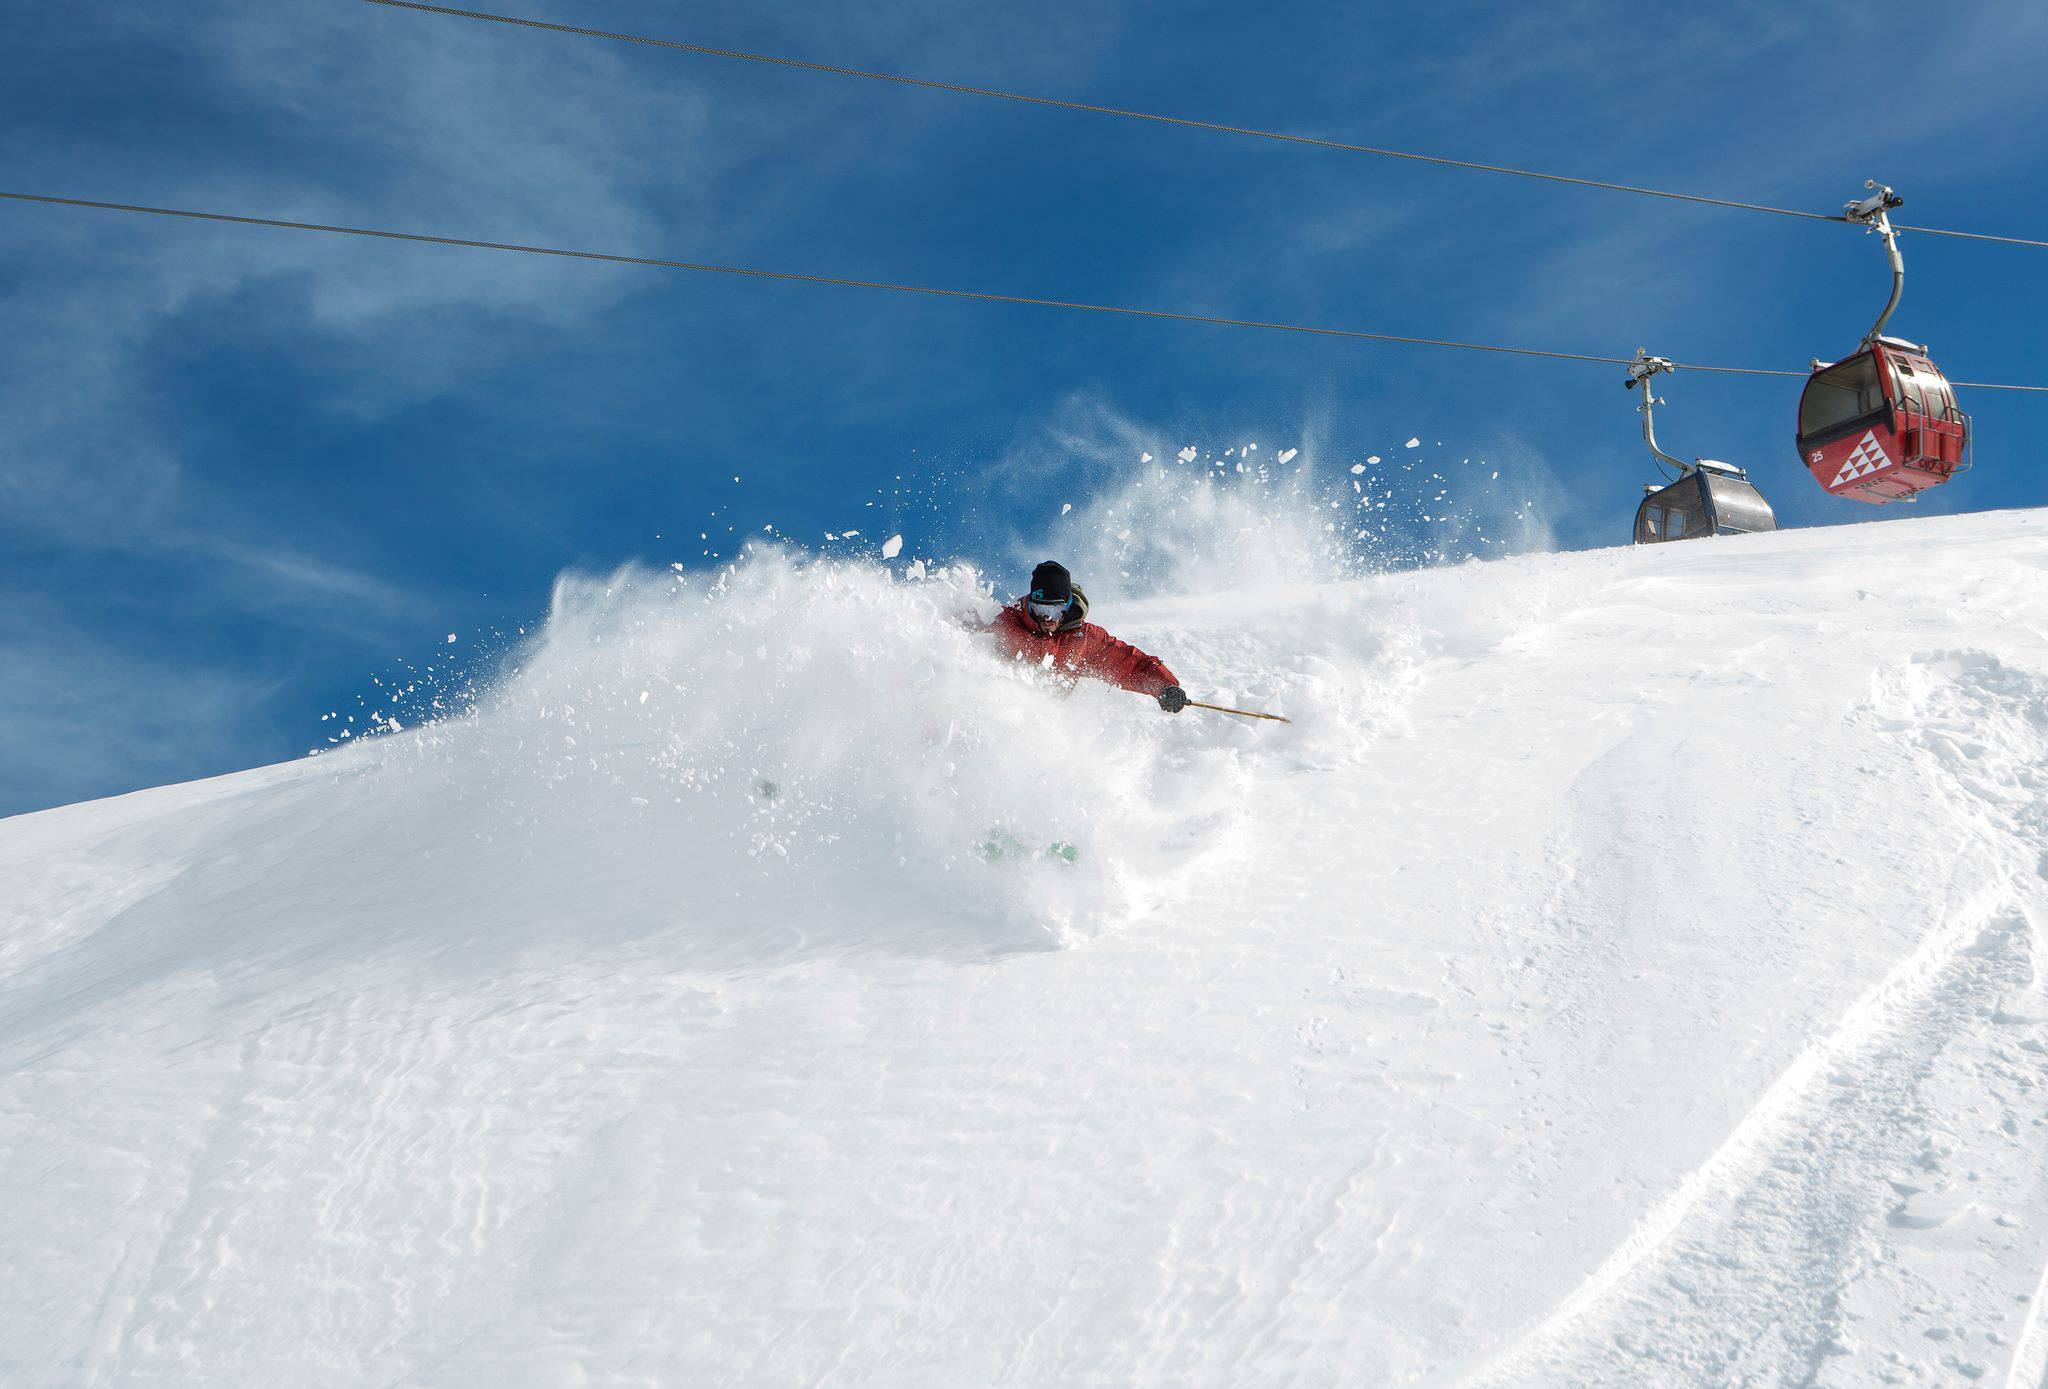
top-left (988, 598), bottom-right (1179, 697)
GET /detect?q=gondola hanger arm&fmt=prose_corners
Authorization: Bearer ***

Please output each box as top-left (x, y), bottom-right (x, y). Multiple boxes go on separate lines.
top-left (1846, 181), bottom-right (1907, 346)
top-left (1625, 350), bottom-right (1687, 477)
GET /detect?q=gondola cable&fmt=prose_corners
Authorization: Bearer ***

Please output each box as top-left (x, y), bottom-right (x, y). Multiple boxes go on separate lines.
top-left (6, 191), bottom-right (2047, 392)
top-left (358, 0), bottom-right (2048, 253)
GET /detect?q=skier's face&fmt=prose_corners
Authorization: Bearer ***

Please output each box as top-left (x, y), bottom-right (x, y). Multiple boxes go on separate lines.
top-left (1027, 597), bottom-right (1067, 633)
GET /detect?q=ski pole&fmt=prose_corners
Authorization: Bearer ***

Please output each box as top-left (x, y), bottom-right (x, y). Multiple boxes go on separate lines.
top-left (1188, 699), bottom-right (1292, 724)
top-left (1130, 687), bottom-right (1293, 723)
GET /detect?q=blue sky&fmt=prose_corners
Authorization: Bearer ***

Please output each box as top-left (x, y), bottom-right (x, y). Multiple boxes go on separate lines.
top-left (3, 0), bottom-right (2046, 816)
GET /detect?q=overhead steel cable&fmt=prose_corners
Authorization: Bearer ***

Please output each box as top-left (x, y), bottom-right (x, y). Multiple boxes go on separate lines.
top-left (360, 0), bottom-right (2048, 252)
top-left (6, 191), bottom-right (2046, 392)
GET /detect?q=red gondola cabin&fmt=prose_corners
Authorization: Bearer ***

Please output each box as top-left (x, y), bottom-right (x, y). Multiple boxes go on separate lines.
top-left (1796, 337), bottom-right (1969, 503)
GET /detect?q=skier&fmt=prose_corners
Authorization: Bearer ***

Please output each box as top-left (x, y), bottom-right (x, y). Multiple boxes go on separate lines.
top-left (988, 561), bottom-right (1189, 713)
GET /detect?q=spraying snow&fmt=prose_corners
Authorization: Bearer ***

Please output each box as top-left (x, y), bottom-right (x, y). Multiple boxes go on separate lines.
top-left (379, 551), bottom-right (1281, 954)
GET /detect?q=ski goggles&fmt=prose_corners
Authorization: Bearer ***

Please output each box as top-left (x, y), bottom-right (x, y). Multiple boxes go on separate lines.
top-left (1027, 596), bottom-right (1069, 626)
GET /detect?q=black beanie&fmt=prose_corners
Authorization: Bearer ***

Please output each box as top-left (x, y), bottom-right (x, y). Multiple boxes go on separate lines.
top-left (1029, 561), bottom-right (1072, 603)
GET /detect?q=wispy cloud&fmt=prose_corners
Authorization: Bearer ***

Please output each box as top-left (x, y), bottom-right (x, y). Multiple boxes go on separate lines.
top-left (0, 590), bottom-right (287, 813)
top-left (202, 539), bottom-right (425, 626)
top-left (0, 0), bottom-right (731, 811)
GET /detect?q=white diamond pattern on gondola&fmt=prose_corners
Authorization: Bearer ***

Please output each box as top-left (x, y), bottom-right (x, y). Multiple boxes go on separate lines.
top-left (1832, 430), bottom-right (1891, 487)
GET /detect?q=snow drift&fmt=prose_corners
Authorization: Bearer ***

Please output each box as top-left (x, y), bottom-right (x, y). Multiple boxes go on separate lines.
top-left (4, 505), bottom-right (2047, 1387)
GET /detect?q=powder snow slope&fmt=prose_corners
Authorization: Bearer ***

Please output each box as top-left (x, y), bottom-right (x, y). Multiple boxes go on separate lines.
top-left (3, 509), bottom-right (2047, 1387)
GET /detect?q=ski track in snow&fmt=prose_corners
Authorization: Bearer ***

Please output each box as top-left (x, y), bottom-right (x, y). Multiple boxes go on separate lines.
top-left (1468, 645), bottom-right (2048, 1386)
top-left (3, 509), bottom-right (2048, 1386)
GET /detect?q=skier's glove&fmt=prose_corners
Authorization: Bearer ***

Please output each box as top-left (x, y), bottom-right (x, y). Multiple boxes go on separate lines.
top-left (1158, 685), bottom-right (1189, 714)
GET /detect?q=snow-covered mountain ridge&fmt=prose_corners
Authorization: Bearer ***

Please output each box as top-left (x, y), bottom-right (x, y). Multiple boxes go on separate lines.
top-left (4, 508), bottom-right (2047, 1386)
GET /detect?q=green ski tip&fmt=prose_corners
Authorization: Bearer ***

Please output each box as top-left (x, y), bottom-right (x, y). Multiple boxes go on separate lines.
top-left (978, 829), bottom-right (1079, 864)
